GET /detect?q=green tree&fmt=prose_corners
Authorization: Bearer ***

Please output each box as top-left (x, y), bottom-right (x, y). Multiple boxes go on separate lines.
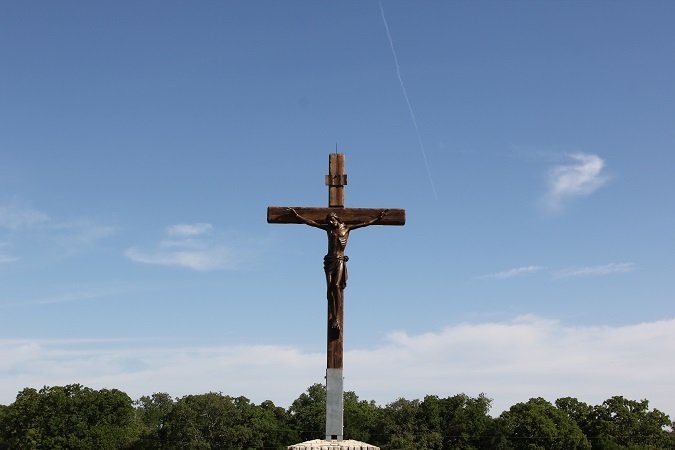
top-left (556, 397), bottom-right (594, 432)
top-left (378, 397), bottom-right (443, 450)
top-left (420, 393), bottom-right (495, 450)
top-left (587, 396), bottom-right (671, 449)
top-left (1, 384), bottom-right (140, 449)
top-left (159, 392), bottom-right (268, 449)
top-left (0, 404), bottom-right (9, 450)
top-left (497, 397), bottom-right (590, 450)
top-left (288, 384), bottom-right (326, 442)
top-left (132, 392), bottom-right (174, 449)
top-left (343, 390), bottom-right (382, 443)
top-left (257, 399), bottom-right (299, 450)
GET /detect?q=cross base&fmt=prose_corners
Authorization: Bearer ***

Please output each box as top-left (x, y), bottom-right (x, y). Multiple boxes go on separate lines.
top-left (325, 368), bottom-right (343, 440)
top-left (288, 439), bottom-right (380, 450)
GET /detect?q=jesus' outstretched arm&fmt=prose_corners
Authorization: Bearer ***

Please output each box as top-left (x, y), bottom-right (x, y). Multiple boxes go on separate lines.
top-left (286, 208), bottom-right (327, 230)
top-left (348, 209), bottom-right (389, 231)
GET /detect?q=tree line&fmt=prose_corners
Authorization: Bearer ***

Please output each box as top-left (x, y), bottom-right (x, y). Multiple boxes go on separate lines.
top-left (0, 383), bottom-right (672, 449)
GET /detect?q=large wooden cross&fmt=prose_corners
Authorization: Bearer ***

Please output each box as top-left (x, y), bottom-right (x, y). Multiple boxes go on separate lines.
top-left (267, 153), bottom-right (405, 441)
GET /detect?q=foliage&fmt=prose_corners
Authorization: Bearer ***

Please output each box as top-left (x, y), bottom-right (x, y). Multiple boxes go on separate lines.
top-left (132, 392), bottom-right (174, 449)
top-left (0, 404), bottom-right (8, 450)
top-left (372, 393), bottom-right (496, 450)
top-left (556, 397), bottom-right (594, 433)
top-left (497, 397), bottom-right (591, 450)
top-left (377, 397), bottom-right (442, 450)
top-left (158, 392), bottom-right (271, 449)
top-left (343, 390), bottom-right (382, 443)
top-left (288, 383), bottom-right (326, 443)
top-left (0, 384), bottom-right (672, 450)
top-left (0, 384), bottom-right (140, 449)
top-left (420, 393), bottom-right (495, 450)
top-left (257, 399), bottom-right (300, 450)
top-left (557, 396), bottom-right (672, 450)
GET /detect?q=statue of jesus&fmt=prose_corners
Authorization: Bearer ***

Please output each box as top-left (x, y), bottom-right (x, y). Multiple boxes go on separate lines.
top-left (286, 208), bottom-right (388, 332)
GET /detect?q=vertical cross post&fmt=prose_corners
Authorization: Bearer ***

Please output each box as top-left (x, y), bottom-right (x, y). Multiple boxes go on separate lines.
top-left (266, 153), bottom-right (405, 443)
top-left (326, 153), bottom-right (346, 440)
top-left (326, 153), bottom-right (347, 208)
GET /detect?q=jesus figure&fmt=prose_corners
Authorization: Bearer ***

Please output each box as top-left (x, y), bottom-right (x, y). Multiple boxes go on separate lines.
top-left (286, 208), bottom-right (388, 332)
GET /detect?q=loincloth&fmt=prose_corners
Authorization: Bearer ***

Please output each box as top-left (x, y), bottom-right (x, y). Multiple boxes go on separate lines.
top-left (323, 255), bottom-right (348, 289)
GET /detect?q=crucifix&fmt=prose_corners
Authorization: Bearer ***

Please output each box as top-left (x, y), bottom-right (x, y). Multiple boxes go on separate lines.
top-left (267, 153), bottom-right (405, 442)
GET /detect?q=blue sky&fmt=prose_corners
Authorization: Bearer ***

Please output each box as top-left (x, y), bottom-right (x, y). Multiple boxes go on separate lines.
top-left (1, 1), bottom-right (674, 416)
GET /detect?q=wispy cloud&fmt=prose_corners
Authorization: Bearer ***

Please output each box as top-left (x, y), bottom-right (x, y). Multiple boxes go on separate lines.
top-left (0, 242), bottom-right (18, 264)
top-left (0, 200), bottom-right (115, 263)
top-left (1, 316), bottom-right (674, 416)
top-left (480, 265), bottom-right (544, 279)
top-left (2, 284), bottom-right (133, 307)
top-left (553, 262), bottom-right (636, 279)
top-left (543, 153), bottom-right (608, 212)
top-left (0, 200), bottom-right (50, 230)
top-left (0, 254), bottom-right (19, 264)
top-left (125, 247), bottom-right (233, 271)
top-left (49, 221), bottom-right (117, 250)
top-left (481, 262), bottom-right (635, 280)
top-left (166, 223), bottom-right (213, 237)
top-left (126, 223), bottom-right (238, 271)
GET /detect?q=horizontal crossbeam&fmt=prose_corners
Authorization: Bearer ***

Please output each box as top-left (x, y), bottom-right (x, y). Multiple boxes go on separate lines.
top-left (267, 206), bottom-right (405, 226)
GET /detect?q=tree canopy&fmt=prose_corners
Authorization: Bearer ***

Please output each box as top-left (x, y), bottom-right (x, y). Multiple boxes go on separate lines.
top-left (0, 384), bottom-right (671, 450)
top-left (0, 384), bottom-right (140, 450)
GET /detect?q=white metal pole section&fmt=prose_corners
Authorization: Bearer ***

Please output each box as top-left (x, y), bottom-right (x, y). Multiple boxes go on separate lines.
top-left (325, 368), bottom-right (343, 440)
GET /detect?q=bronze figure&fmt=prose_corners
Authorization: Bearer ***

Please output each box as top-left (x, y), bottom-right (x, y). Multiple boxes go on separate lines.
top-left (267, 153), bottom-right (404, 371)
top-left (268, 153), bottom-right (405, 442)
top-left (286, 208), bottom-right (388, 332)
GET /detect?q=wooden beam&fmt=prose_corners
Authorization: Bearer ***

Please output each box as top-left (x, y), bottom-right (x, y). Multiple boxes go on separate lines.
top-left (267, 206), bottom-right (405, 226)
top-left (326, 153), bottom-right (346, 208)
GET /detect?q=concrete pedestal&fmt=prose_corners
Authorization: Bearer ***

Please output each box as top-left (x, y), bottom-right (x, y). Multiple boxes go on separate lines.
top-left (325, 368), bottom-right (343, 440)
top-left (288, 439), bottom-right (379, 450)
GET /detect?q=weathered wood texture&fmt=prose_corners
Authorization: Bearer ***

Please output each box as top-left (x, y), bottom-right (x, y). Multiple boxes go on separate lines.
top-left (327, 298), bottom-right (343, 369)
top-left (267, 207), bottom-right (405, 226)
top-left (326, 153), bottom-right (346, 208)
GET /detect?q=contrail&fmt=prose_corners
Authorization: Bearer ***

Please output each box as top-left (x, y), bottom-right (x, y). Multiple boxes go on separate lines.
top-left (379, 0), bottom-right (438, 199)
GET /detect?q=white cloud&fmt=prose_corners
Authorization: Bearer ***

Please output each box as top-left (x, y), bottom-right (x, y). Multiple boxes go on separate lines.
top-left (481, 262), bottom-right (635, 280)
top-left (544, 153), bottom-right (608, 211)
top-left (0, 201), bottom-right (50, 230)
top-left (0, 338), bottom-right (322, 407)
top-left (0, 254), bottom-right (18, 264)
top-left (125, 247), bottom-right (234, 271)
top-left (1, 316), bottom-right (674, 417)
top-left (353, 316), bottom-right (675, 415)
top-left (3, 284), bottom-right (132, 307)
top-left (67, 223), bottom-right (116, 244)
top-left (126, 224), bottom-right (239, 271)
top-left (553, 262), bottom-right (636, 279)
top-left (481, 265), bottom-right (544, 279)
top-left (47, 222), bottom-right (117, 252)
top-left (0, 201), bottom-right (114, 263)
top-left (0, 242), bottom-right (18, 264)
top-left (167, 223), bottom-right (213, 237)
